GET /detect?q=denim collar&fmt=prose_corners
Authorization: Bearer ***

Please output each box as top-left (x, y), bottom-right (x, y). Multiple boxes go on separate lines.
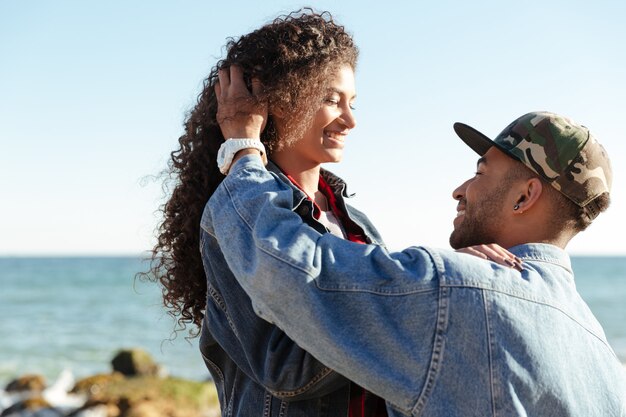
top-left (508, 243), bottom-right (573, 274)
top-left (266, 160), bottom-right (354, 203)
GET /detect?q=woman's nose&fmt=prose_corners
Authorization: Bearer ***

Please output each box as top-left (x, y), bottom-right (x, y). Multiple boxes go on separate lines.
top-left (340, 106), bottom-right (356, 129)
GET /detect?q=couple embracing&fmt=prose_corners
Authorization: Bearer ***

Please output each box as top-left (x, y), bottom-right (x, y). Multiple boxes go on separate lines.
top-left (147, 9), bottom-right (625, 417)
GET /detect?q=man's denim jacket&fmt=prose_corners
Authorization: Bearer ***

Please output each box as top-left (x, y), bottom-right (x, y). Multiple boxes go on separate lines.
top-left (199, 160), bottom-right (385, 417)
top-left (203, 155), bottom-right (626, 417)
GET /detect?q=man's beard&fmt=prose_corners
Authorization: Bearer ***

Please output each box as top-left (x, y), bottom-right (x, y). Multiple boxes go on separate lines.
top-left (449, 185), bottom-right (509, 249)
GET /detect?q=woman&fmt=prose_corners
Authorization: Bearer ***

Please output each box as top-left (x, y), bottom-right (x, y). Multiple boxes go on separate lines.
top-left (148, 10), bottom-right (389, 417)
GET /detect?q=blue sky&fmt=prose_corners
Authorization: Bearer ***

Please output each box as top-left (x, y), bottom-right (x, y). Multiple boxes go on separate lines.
top-left (1, 1), bottom-right (625, 255)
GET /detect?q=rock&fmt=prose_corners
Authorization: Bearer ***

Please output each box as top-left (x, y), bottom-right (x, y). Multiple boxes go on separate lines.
top-left (70, 404), bottom-right (115, 417)
top-left (123, 401), bottom-right (162, 417)
top-left (71, 375), bottom-right (218, 417)
top-left (0, 395), bottom-right (61, 417)
top-left (110, 349), bottom-right (159, 377)
top-left (3, 351), bottom-right (219, 417)
top-left (71, 373), bottom-right (125, 397)
top-left (5, 375), bottom-right (47, 393)
top-left (68, 402), bottom-right (120, 417)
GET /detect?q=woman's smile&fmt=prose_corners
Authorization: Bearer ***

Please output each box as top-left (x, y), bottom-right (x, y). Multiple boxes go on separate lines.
top-left (323, 129), bottom-right (348, 148)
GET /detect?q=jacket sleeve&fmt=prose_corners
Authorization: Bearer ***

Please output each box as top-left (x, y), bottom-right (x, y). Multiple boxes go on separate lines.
top-left (199, 227), bottom-right (350, 401)
top-left (207, 155), bottom-right (443, 414)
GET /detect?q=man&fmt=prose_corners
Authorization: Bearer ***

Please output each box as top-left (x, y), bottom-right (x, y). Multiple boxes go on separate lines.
top-left (206, 79), bottom-right (625, 415)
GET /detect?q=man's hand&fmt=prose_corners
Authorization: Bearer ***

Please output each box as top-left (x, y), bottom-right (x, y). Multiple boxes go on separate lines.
top-left (215, 65), bottom-right (267, 139)
top-left (457, 244), bottom-right (523, 271)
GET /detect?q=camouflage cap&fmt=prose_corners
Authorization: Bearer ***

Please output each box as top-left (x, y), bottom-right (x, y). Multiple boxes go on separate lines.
top-left (453, 111), bottom-right (612, 219)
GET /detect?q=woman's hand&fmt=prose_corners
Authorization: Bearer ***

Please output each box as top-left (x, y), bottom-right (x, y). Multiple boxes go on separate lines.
top-left (215, 65), bottom-right (267, 139)
top-left (456, 244), bottom-right (523, 271)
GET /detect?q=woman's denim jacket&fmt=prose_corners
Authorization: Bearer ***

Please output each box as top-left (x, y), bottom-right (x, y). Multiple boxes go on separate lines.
top-left (199, 161), bottom-right (385, 417)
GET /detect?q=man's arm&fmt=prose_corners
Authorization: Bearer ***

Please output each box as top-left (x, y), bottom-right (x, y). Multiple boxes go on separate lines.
top-left (206, 154), bottom-right (443, 414)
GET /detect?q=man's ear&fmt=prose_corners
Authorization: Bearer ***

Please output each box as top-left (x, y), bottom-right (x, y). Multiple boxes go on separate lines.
top-left (513, 178), bottom-right (543, 214)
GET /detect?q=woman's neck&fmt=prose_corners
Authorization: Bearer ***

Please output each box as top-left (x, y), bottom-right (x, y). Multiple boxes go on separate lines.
top-left (271, 152), bottom-right (321, 199)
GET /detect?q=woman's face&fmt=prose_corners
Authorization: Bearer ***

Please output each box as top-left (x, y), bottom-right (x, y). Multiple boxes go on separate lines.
top-left (275, 65), bottom-right (357, 167)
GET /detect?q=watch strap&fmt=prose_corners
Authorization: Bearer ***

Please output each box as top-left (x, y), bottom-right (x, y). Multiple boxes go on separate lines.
top-left (218, 138), bottom-right (266, 175)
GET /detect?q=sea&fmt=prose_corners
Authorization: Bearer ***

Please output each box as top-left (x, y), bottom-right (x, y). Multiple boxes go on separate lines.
top-left (0, 257), bottom-right (208, 387)
top-left (1, 256), bottom-right (625, 388)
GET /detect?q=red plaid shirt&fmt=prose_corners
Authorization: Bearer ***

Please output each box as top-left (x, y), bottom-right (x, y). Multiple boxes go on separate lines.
top-left (287, 173), bottom-right (388, 417)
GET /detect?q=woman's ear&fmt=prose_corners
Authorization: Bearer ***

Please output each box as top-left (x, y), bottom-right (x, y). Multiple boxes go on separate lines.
top-left (269, 104), bottom-right (285, 119)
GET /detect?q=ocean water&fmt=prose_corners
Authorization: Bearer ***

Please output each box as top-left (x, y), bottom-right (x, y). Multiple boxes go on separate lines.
top-left (0, 256), bottom-right (625, 387)
top-left (571, 257), bottom-right (626, 360)
top-left (0, 257), bottom-right (208, 386)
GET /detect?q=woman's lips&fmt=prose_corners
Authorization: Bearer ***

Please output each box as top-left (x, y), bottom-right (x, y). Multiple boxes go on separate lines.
top-left (323, 130), bottom-right (347, 147)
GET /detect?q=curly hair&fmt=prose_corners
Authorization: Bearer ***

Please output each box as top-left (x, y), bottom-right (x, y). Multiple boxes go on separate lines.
top-left (140, 9), bottom-right (359, 336)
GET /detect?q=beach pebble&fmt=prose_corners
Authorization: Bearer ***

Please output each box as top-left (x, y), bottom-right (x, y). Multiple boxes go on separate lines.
top-left (5, 377), bottom-right (46, 394)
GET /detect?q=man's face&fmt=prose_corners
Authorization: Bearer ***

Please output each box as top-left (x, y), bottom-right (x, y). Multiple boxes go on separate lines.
top-left (449, 147), bottom-right (517, 249)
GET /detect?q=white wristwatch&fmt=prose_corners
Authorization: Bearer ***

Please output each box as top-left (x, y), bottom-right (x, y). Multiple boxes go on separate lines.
top-left (217, 138), bottom-right (266, 175)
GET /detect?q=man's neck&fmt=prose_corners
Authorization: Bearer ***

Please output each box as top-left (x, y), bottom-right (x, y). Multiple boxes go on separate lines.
top-left (495, 226), bottom-right (571, 250)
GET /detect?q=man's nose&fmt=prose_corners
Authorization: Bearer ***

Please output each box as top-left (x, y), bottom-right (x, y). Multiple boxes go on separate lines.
top-left (452, 179), bottom-right (471, 201)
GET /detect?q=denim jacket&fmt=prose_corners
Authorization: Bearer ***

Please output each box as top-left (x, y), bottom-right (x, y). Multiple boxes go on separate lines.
top-left (204, 155), bottom-right (626, 417)
top-left (199, 160), bottom-right (385, 417)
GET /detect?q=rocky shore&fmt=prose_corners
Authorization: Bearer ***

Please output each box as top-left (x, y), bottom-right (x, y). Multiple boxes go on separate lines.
top-left (0, 348), bottom-right (219, 417)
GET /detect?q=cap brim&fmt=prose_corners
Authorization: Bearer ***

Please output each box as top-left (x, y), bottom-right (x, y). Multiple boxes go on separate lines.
top-left (453, 122), bottom-right (495, 156)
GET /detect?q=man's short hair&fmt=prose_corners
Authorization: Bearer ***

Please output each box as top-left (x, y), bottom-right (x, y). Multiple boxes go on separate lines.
top-left (506, 162), bottom-right (610, 233)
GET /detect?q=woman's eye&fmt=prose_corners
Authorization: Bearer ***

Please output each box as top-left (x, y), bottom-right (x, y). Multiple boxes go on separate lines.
top-left (325, 98), bottom-right (339, 105)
